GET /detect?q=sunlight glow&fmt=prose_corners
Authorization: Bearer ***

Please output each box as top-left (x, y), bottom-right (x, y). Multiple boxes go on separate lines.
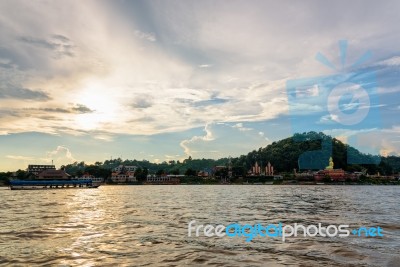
top-left (75, 82), bottom-right (119, 130)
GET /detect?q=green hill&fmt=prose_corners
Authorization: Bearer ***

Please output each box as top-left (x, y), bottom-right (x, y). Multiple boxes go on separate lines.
top-left (231, 131), bottom-right (395, 176)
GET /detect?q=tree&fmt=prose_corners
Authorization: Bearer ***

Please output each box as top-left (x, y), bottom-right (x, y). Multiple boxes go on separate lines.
top-left (170, 169), bottom-right (180, 175)
top-left (156, 169), bottom-right (165, 176)
top-left (183, 156), bottom-right (193, 164)
top-left (76, 170), bottom-right (84, 177)
top-left (135, 168), bottom-right (148, 182)
top-left (232, 166), bottom-right (246, 177)
top-left (215, 168), bottom-right (228, 178)
top-left (322, 175), bottom-right (331, 183)
top-left (185, 168), bottom-right (197, 176)
top-left (0, 172), bottom-right (11, 185)
top-left (359, 174), bottom-right (369, 183)
top-left (16, 169), bottom-right (27, 180)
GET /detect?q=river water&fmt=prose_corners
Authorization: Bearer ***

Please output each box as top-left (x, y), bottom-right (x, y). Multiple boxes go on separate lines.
top-left (0, 185), bottom-right (399, 266)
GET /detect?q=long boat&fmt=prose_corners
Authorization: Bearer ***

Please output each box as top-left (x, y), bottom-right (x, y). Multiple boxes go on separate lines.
top-left (9, 179), bottom-right (99, 190)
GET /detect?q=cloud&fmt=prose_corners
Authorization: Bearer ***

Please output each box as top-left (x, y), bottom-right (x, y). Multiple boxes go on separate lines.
top-left (317, 114), bottom-right (338, 125)
top-left (321, 128), bottom-right (399, 156)
top-left (71, 104), bottom-right (95, 114)
top-left (6, 155), bottom-right (34, 161)
top-left (37, 108), bottom-right (70, 113)
top-left (6, 146), bottom-right (77, 167)
top-left (18, 35), bottom-right (75, 58)
top-left (19, 36), bottom-right (57, 49)
top-left (46, 145), bottom-right (76, 164)
top-left (258, 131), bottom-right (268, 140)
top-left (295, 84), bottom-right (319, 98)
top-left (289, 103), bottom-right (323, 114)
top-left (93, 134), bottom-right (114, 142)
top-left (192, 97), bottom-right (229, 107)
top-left (0, 58), bottom-right (16, 69)
top-left (180, 123), bottom-right (214, 155)
top-left (165, 154), bottom-right (181, 159)
top-left (232, 122), bottom-right (253, 131)
top-left (180, 123), bottom-right (269, 158)
top-left (22, 104), bottom-right (94, 114)
top-left (134, 30), bottom-right (156, 42)
top-left (131, 95), bottom-right (153, 109)
top-left (0, 0), bottom-right (398, 142)
top-left (0, 84), bottom-right (50, 100)
top-left (0, 109), bottom-right (18, 118)
top-left (51, 34), bottom-right (70, 43)
top-left (375, 56), bottom-right (400, 67)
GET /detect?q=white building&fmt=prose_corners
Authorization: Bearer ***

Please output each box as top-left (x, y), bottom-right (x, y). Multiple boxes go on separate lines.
top-left (111, 172), bottom-right (136, 183)
top-left (146, 174), bottom-right (181, 184)
top-left (111, 165), bottom-right (137, 183)
top-left (28, 165), bottom-right (56, 176)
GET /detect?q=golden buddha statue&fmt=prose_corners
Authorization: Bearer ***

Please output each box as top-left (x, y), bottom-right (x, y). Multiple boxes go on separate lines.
top-left (326, 157), bottom-right (334, 170)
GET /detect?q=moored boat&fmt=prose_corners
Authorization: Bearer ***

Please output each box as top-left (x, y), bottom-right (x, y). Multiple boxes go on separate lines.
top-left (74, 174), bottom-right (103, 187)
top-left (9, 179), bottom-right (98, 190)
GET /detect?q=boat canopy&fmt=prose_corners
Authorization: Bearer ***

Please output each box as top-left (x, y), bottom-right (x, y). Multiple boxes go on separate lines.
top-left (10, 179), bottom-right (93, 185)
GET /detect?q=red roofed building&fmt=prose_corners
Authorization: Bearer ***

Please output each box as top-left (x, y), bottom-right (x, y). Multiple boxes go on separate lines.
top-left (314, 169), bottom-right (346, 182)
top-left (38, 169), bottom-right (70, 180)
top-left (313, 157), bottom-right (346, 182)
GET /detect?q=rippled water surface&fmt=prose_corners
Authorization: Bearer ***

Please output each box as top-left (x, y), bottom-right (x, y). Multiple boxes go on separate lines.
top-left (0, 185), bottom-right (399, 266)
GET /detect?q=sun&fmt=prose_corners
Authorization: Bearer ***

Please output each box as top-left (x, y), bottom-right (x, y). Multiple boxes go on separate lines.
top-left (74, 83), bottom-right (119, 130)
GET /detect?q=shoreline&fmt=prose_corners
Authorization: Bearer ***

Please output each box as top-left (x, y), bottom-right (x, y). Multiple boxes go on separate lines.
top-left (2, 183), bottom-right (399, 188)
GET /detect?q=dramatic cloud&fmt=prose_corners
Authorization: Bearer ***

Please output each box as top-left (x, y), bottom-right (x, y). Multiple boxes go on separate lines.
top-left (0, 1), bottom-right (398, 137)
top-left (46, 145), bottom-right (76, 164)
top-left (0, 0), bottom-right (399, 170)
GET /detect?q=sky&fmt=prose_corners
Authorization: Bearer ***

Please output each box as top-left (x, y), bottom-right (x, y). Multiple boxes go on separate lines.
top-left (0, 0), bottom-right (400, 171)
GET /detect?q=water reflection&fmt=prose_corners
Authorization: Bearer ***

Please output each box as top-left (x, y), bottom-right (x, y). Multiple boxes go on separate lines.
top-left (0, 185), bottom-right (399, 266)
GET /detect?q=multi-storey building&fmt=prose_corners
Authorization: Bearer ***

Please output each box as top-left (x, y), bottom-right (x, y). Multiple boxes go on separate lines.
top-left (111, 165), bottom-right (137, 183)
top-left (27, 165), bottom-right (56, 176)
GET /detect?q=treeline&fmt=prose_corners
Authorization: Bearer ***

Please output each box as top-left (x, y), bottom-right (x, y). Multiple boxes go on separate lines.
top-left (2, 132), bottom-right (399, 183)
top-left (61, 156), bottom-right (229, 179)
